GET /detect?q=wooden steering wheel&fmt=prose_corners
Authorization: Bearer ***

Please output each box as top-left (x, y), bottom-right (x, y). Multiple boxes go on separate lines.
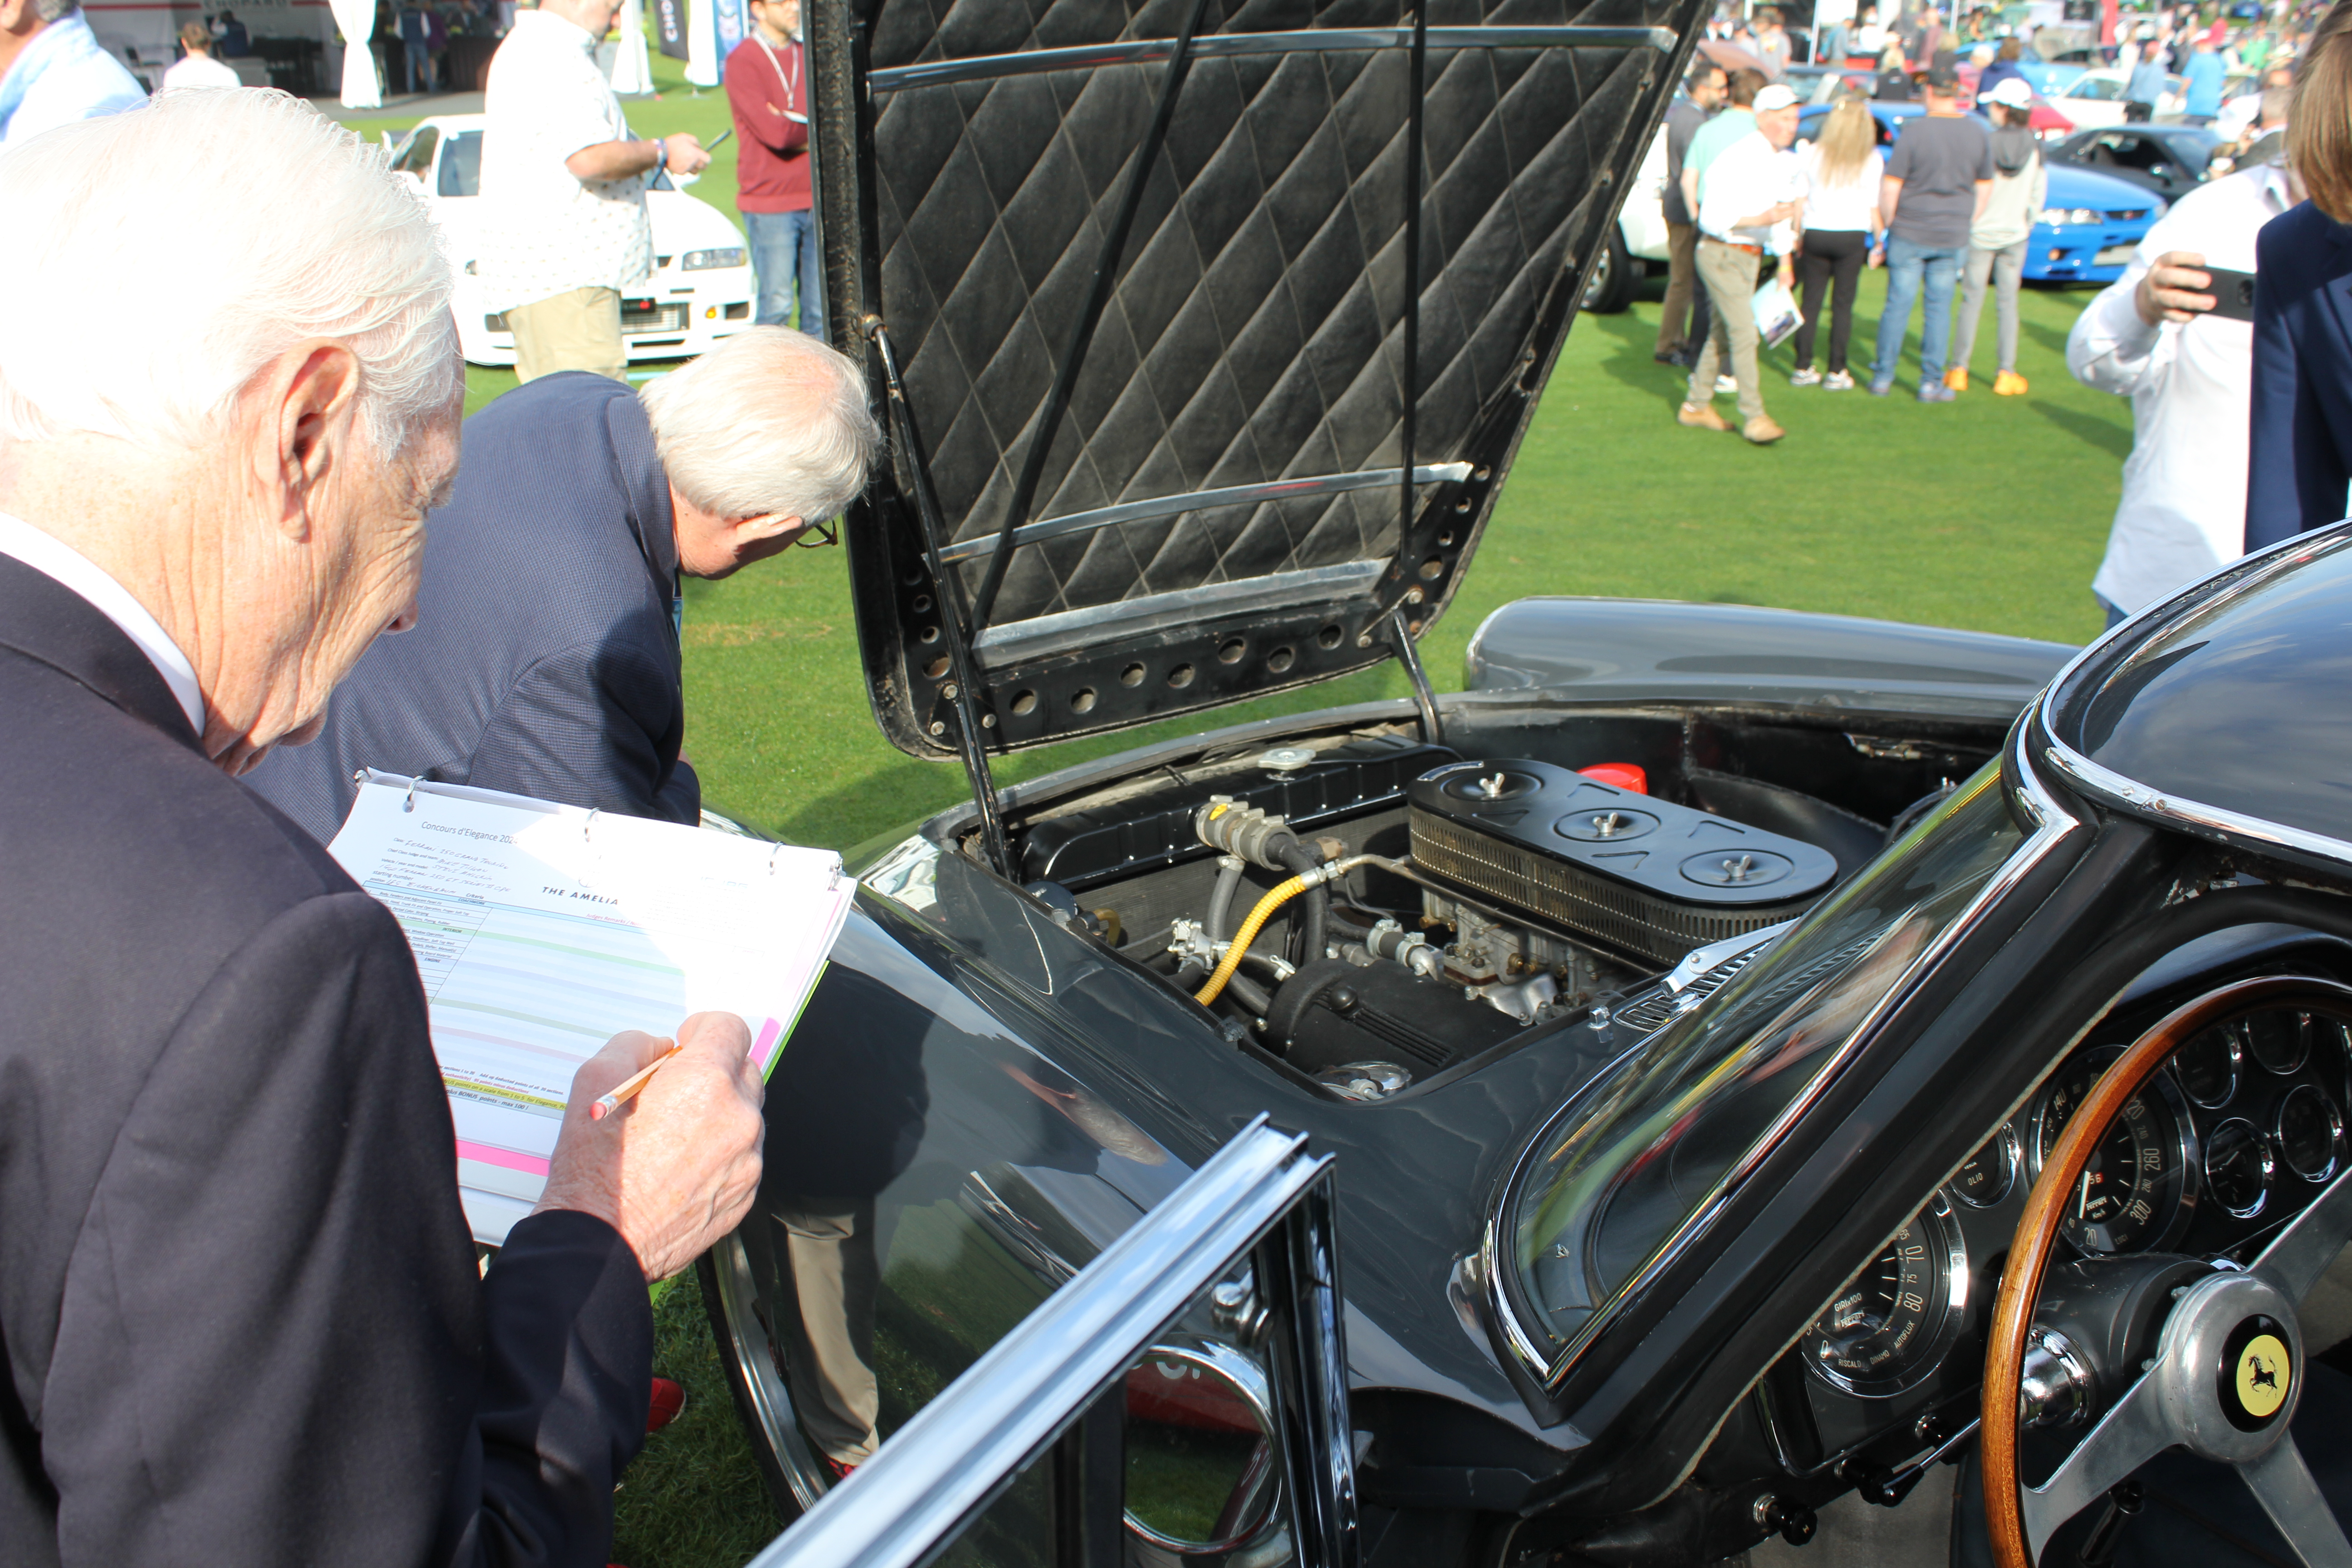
top-left (1983, 975), bottom-right (2352, 1568)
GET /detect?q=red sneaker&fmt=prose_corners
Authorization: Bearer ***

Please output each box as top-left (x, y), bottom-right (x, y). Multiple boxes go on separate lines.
top-left (646, 1377), bottom-right (686, 1435)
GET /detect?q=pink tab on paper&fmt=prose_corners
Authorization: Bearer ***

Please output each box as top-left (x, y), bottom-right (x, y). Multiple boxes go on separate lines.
top-left (456, 1140), bottom-right (553, 1177)
top-left (749, 1016), bottom-right (784, 1073)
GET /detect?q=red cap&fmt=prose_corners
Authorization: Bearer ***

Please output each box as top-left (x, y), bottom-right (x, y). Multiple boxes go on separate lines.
top-left (1577, 763), bottom-right (1649, 794)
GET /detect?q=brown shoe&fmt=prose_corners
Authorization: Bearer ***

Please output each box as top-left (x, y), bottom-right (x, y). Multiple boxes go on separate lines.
top-left (1743, 416), bottom-right (1786, 445)
top-left (1677, 402), bottom-right (1732, 431)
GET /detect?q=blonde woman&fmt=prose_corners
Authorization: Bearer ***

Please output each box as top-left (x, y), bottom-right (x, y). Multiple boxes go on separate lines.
top-left (1790, 96), bottom-right (1885, 390)
top-left (1948, 79), bottom-right (2047, 394)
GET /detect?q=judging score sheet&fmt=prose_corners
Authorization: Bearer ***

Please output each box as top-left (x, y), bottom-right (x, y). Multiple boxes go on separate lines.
top-left (328, 773), bottom-right (854, 1243)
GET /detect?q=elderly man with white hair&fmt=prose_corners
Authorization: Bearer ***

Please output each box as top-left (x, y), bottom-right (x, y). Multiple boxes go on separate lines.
top-left (245, 328), bottom-right (879, 846)
top-left (0, 89), bottom-right (765, 1568)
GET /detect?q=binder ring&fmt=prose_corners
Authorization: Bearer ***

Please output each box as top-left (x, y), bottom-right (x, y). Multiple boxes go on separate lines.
top-left (584, 807), bottom-right (601, 842)
top-left (402, 777), bottom-right (422, 813)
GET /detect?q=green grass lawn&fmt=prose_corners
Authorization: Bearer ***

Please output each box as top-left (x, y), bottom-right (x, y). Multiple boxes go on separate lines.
top-left (376, 64), bottom-right (2142, 1559)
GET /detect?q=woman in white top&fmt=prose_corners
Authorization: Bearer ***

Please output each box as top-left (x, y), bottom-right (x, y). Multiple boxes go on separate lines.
top-left (1789, 95), bottom-right (1885, 390)
top-left (1949, 79), bottom-right (2050, 394)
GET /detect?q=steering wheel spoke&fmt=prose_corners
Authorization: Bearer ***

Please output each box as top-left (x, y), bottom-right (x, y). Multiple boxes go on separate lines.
top-left (2255, 1166), bottom-right (2352, 1306)
top-left (2021, 1373), bottom-right (2173, 1563)
top-left (2241, 1433), bottom-right (2352, 1568)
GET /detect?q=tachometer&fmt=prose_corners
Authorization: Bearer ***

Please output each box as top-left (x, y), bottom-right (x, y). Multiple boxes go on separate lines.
top-left (2033, 1051), bottom-right (2192, 1254)
top-left (1802, 1197), bottom-right (1968, 1397)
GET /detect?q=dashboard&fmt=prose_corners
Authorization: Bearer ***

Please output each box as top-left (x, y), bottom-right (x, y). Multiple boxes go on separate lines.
top-left (1757, 995), bottom-right (2352, 1476)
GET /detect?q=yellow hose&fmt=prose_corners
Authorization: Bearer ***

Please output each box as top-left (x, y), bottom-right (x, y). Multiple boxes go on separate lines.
top-left (1195, 875), bottom-right (1308, 1006)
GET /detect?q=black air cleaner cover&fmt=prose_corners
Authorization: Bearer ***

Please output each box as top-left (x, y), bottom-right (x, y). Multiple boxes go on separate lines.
top-left (1410, 759), bottom-right (1839, 906)
top-left (1407, 759), bottom-right (1841, 966)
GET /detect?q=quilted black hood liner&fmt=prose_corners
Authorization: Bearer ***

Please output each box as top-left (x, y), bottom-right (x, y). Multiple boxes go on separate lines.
top-left (816, 0), bottom-right (1705, 756)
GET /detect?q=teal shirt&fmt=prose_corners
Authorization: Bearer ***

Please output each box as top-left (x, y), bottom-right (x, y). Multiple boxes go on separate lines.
top-left (1684, 108), bottom-right (1758, 203)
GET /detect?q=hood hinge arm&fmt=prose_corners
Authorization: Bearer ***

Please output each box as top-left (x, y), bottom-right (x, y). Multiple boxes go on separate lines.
top-left (965, 0), bottom-right (1219, 636)
top-left (865, 318), bottom-right (1015, 880)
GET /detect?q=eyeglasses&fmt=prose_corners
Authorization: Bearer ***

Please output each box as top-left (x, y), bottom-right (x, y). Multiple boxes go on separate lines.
top-left (794, 518), bottom-right (840, 548)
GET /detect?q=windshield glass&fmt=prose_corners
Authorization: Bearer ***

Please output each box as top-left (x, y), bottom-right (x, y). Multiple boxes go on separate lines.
top-left (1503, 764), bottom-right (2026, 1365)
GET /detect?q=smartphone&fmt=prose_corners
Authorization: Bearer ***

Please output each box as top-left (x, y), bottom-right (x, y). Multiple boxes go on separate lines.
top-left (2201, 265), bottom-right (2257, 322)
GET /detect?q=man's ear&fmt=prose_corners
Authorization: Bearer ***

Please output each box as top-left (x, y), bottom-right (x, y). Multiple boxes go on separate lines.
top-left (250, 340), bottom-right (364, 543)
top-left (733, 511), bottom-right (808, 545)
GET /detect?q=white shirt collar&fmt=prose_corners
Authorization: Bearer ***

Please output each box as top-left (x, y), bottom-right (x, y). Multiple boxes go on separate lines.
top-left (0, 510), bottom-right (206, 737)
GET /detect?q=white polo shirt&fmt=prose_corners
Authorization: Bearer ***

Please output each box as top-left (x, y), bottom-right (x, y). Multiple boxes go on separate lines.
top-left (1697, 128), bottom-right (1802, 254)
top-left (159, 53), bottom-right (242, 91)
top-left (475, 8), bottom-right (654, 314)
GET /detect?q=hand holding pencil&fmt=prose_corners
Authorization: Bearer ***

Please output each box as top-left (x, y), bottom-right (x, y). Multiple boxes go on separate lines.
top-left (534, 1012), bottom-right (767, 1281)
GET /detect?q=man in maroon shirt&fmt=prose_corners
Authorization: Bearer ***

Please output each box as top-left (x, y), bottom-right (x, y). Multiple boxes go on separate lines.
top-left (725, 0), bottom-right (822, 338)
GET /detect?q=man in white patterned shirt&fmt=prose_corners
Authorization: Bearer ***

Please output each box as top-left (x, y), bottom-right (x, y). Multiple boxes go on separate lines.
top-left (477, 0), bottom-right (712, 382)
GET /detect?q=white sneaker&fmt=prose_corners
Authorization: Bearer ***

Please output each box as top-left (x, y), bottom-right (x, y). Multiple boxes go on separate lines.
top-left (1789, 366), bottom-right (1822, 387)
top-left (1823, 370), bottom-right (1855, 391)
top-left (1715, 374), bottom-right (1738, 396)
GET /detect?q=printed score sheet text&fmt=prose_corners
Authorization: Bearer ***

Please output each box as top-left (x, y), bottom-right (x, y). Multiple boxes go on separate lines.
top-left (328, 774), bottom-right (852, 1242)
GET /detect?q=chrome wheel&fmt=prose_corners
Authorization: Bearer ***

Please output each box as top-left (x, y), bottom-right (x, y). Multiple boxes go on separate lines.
top-left (699, 1234), bottom-right (835, 1519)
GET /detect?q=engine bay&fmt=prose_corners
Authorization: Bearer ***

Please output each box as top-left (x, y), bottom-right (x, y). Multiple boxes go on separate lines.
top-left (1006, 713), bottom-right (1988, 1103)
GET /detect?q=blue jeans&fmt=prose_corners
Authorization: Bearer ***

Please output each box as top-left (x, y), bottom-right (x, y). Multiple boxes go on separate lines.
top-left (745, 208), bottom-right (825, 339)
top-left (1872, 235), bottom-right (1965, 386)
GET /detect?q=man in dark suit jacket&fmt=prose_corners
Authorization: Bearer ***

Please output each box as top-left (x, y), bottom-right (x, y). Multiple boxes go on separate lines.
top-left (0, 89), bottom-right (763, 1567)
top-left (246, 328), bottom-right (876, 846)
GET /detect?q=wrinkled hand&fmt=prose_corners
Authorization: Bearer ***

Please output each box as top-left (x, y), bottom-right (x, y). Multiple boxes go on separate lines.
top-left (2137, 249), bottom-right (2216, 326)
top-left (665, 133), bottom-right (714, 176)
top-left (536, 1011), bottom-right (764, 1281)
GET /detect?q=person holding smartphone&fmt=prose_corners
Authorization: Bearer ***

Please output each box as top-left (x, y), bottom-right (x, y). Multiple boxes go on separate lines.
top-left (2067, 128), bottom-right (2300, 626)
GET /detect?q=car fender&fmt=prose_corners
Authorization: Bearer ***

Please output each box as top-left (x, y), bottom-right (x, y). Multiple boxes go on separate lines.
top-left (1463, 596), bottom-right (2076, 719)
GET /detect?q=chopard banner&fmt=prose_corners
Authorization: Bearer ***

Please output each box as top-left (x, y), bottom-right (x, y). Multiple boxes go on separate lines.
top-left (652, 0), bottom-right (686, 62)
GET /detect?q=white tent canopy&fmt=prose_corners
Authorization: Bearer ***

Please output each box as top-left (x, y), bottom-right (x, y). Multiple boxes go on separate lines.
top-left (330, 0), bottom-right (382, 108)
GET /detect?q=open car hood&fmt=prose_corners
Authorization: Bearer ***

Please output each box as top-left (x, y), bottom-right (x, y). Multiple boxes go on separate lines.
top-left (812, 0), bottom-right (1709, 756)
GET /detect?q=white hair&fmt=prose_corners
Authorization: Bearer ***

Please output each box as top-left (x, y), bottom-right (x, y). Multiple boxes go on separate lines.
top-left (0, 91), bottom-right (459, 459)
top-left (639, 327), bottom-right (879, 522)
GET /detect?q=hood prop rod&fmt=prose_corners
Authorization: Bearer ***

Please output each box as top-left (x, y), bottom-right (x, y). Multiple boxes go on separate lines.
top-left (865, 317), bottom-right (1015, 881)
top-left (1380, 604), bottom-right (1444, 748)
top-left (1398, 0), bottom-right (1426, 614)
top-left (965, 0), bottom-right (1218, 636)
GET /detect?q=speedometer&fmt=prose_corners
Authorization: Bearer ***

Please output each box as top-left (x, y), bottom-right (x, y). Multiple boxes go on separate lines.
top-left (1802, 1197), bottom-right (1968, 1397)
top-left (2032, 1049), bottom-right (2193, 1254)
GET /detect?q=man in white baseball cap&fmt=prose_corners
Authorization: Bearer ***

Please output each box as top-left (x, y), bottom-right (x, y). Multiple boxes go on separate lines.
top-left (1678, 80), bottom-right (1806, 444)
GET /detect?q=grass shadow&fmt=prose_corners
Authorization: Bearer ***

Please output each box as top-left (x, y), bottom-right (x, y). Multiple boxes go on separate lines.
top-left (2031, 398), bottom-right (2135, 463)
top-left (1583, 306), bottom-right (1694, 407)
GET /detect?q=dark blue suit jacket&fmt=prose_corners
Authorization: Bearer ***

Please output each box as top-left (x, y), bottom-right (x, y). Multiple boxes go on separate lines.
top-left (0, 555), bottom-right (650, 1566)
top-left (248, 372), bottom-right (696, 844)
top-left (2248, 200), bottom-right (2352, 550)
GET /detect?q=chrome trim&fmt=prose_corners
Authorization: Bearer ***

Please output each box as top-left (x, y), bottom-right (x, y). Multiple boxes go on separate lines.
top-left (2274, 1084), bottom-right (2344, 1185)
top-left (870, 26), bottom-right (1676, 92)
top-left (1122, 1338), bottom-right (1282, 1553)
top-left (972, 560), bottom-right (1385, 666)
top-left (744, 1116), bottom-right (1354, 1568)
top-left (1482, 725), bottom-right (2082, 1393)
top-left (2204, 1117), bottom-right (2274, 1220)
top-left (1664, 921), bottom-right (1793, 994)
top-left (2036, 521), bottom-right (2352, 876)
top-left (709, 1233), bottom-right (833, 1514)
top-left (937, 463), bottom-right (1474, 565)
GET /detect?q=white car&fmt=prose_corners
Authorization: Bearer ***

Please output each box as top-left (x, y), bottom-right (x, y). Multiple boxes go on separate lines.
top-left (385, 115), bottom-right (757, 368)
top-left (2050, 68), bottom-right (2187, 128)
top-left (1583, 125), bottom-right (1671, 314)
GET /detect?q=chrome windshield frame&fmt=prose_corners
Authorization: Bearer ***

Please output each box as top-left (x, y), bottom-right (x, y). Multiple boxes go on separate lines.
top-left (743, 1116), bottom-right (1358, 1568)
top-left (1481, 720), bottom-right (2083, 1396)
top-left (2037, 520), bottom-right (2352, 878)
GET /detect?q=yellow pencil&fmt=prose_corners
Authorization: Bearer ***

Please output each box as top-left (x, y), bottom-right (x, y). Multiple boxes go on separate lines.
top-left (590, 1041), bottom-right (681, 1121)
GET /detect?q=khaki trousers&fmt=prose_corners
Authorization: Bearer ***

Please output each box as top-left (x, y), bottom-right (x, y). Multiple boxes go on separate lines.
top-left (1686, 238), bottom-right (1767, 425)
top-left (508, 285), bottom-right (627, 384)
top-left (1656, 219), bottom-right (1701, 355)
top-left (777, 1198), bottom-right (881, 1466)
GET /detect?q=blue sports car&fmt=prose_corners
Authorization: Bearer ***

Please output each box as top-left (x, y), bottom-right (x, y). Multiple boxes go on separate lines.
top-left (1796, 101), bottom-right (2162, 284)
